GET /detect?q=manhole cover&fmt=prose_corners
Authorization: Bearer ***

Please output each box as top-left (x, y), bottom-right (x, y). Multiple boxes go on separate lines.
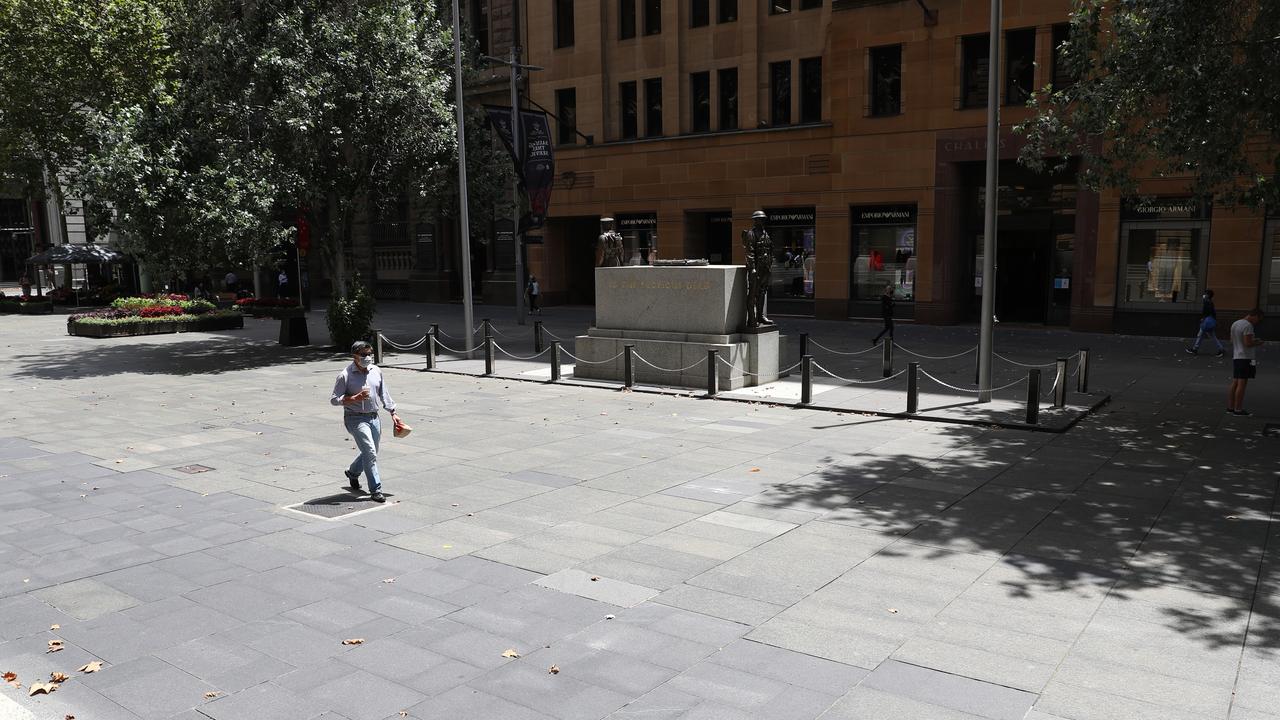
top-left (174, 465), bottom-right (214, 474)
top-left (284, 493), bottom-right (387, 519)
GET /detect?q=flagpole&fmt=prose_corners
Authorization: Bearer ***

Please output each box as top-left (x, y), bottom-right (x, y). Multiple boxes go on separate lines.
top-left (977, 0), bottom-right (1001, 402)
top-left (452, 0), bottom-right (475, 354)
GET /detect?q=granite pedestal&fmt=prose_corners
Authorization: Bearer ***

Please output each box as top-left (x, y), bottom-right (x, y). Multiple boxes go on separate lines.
top-left (573, 266), bottom-right (783, 390)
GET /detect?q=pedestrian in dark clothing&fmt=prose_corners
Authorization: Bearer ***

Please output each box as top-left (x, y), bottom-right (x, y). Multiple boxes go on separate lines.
top-left (1186, 289), bottom-right (1225, 356)
top-left (872, 285), bottom-right (895, 345)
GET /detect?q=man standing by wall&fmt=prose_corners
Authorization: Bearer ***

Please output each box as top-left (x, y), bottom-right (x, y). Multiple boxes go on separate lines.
top-left (1228, 308), bottom-right (1264, 416)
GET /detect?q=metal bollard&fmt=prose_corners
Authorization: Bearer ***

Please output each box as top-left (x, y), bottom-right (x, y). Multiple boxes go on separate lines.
top-left (1077, 348), bottom-right (1090, 393)
top-left (800, 355), bottom-right (813, 405)
top-left (430, 323), bottom-right (440, 344)
top-left (1053, 357), bottom-right (1068, 408)
top-left (799, 332), bottom-right (809, 358)
top-left (482, 318), bottom-right (492, 343)
top-left (623, 344), bottom-right (635, 388)
top-left (550, 341), bottom-right (562, 382)
top-left (907, 362), bottom-right (919, 414)
top-left (534, 320), bottom-right (544, 354)
top-left (426, 331), bottom-right (437, 371)
top-left (484, 336), bottom-right (495, 375)
top-left (882, 338), bottom-right (894, 378)
top-left (707, 349), bottom-right (719, 397)
top-left (373, 331), bottom-right (384, 364)
top-left (1026, 369), bottom-right (1040, 425)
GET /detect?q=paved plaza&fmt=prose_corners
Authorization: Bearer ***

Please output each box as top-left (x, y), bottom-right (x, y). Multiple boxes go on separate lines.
top-left (2, 304), bottom-right (1279, 720)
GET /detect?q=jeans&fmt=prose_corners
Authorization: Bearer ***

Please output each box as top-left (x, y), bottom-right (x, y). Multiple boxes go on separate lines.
top-left (344, 413), bottom-right (382, 494)
top-left (1192, 318), bottom-right (1224, 351)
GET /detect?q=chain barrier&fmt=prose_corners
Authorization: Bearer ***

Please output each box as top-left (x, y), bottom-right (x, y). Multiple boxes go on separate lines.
top-left (559, 349), bottom-right (627, 365)
top-left (892, 343), bottom-right (977, 361)
top-left (542, 328), bottom-right (572, 341)
top-left (379, 334), bottom-right (427, 352)
top-left (433, 338), bottom-right (473, 355)
top-left (632, 353), bottom-right (708, 373)
top-left (993, 351), bottom-right (1079, 369)
top-left (714, 355), bottom-right (804, 377)
top-left (493, 343), bottom-right (552, 361)
top-left (918, 368), bottom-right (1025, 395)
top-left (811, 361), bottom-right (908, 385)
top-left (810, 339), bottom-right (882, 357)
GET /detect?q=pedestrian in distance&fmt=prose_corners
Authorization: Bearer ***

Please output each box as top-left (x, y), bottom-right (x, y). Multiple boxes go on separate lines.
top-left (527, 274), bottom-right (541, 315)
top-left (872, 284), bottom-right (895, 345)
top-left (1228, 308), bottom-right (1264, 416)
top-left (1186, 289), bottom-right (1225, 356)
top-left (331, 340), bottom-right (400, 502)
top-left (19, 273), bottom-right (31, 297)
top-left (278, 269), bottom-right (289, 298)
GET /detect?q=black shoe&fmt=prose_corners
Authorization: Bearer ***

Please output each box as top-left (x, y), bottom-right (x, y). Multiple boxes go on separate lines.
top-left (1233, 409), bottom-right (1252, 417)
top-left (1185, 348), bottom-right (1197, 355)
top-left (1216, 350), bottom-right (1225, 357)
top-left (370, 492), bottom-right (386, 503)
top-left (345, 471), bottom-right (362, 493)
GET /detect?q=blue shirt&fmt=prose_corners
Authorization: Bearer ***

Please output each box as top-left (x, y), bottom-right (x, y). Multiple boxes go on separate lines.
top-left (331, 363), bottom-right (396, 415)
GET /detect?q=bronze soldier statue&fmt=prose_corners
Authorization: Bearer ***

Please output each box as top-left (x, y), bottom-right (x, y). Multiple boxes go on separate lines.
top-left (742, 210), bottom-right (773, 327)
top-left (596, 217), bottom-right (625, 267)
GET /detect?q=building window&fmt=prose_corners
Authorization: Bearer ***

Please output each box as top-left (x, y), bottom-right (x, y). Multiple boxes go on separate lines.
top-left (556, 88), bottom-right (577, 145)
top-left (555, 0), bottom-right (574, 47)
top-left (718, 0), bottom-right (736, 22)
top-left (468, 0), bottom-right (489, 55)
top-left (1051, 23), bottom-right (1074, 88)
top-left (852, 205), bottom-right (916, 302)
top-left (800, 0), bottom-right (821, 9)
top-left (1117, 198), bottom-right (1212, 310)
top-left (770, 60), bottom-right (791, 126)
top-left (620, 0), bottom-right (636, 39)
top-left (718, 67), bottom-right (738, 131)
top-left (799, 57), bottom-right (821, 124)
top-left (620, 81), bottom-right (638, 139)
top-left (961, 34), bottom-right (990, 109)
top-left (1262, 215), bottom-right (1280, 314)
top-left (644, 0), bottom-right (661, 34)
top-left (644, 77), bottom-right (663, 137)
top-left (690, 71), bottom-right (711, 132)
top-left (691, 0), bottom-right (709, 27)
top-left (765, 208), bottom-right (817, 306)
top-left (869, 45), bottom-right (901, 116)
top-left (771, 0), bottom-right (790, 14)
top-left (1005, 28), bottom-right (1036, 104)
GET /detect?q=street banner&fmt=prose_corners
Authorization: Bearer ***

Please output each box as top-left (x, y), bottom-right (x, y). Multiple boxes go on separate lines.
top-left (483, 105), bottom-right (556, 231)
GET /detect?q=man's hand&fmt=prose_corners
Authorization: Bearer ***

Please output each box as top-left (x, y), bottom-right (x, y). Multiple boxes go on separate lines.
top-left (345, 389), bottom-right (371, 404)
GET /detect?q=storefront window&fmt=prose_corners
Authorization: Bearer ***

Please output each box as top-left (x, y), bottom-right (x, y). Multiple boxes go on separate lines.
top-left (851, 205), bottom-right (915, 301)
top-left (764, 207), bottom-right (815, 304)
top-left (1260, 215), bottom-right (1280, 313)
top-left (617, 213), bottom-right (657, 265)
top-left (1117, 198), bottom-right (1211, 310)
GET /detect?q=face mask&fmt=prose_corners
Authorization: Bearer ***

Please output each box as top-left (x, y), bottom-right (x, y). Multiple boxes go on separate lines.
top-left (357, 355), bottom-right (372, 368)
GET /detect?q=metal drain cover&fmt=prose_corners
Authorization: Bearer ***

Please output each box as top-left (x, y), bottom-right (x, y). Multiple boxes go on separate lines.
top-left (284, 493), bottom-right (386, 519)
top-left (174, 465), bottom-right (214, 474)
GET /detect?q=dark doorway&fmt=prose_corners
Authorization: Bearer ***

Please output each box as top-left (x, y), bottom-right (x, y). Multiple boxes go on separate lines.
top-left (995, 231), bottom-right (1050, 322)
top-left (706, 214), bottom-right (732, 264)
top-left (561, 216), bottom-right (601, 304)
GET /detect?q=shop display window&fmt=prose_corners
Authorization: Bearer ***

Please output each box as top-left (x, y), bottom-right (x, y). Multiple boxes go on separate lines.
top-left (853, 225), bottom-right (915, 300)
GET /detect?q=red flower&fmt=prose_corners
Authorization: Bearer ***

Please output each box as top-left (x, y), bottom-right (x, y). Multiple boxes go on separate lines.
top-left (139, 305), bottom-right (185, 318)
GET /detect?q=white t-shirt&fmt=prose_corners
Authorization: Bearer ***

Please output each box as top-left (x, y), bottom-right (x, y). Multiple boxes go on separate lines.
top-left (1232, 318), bottom-right (1257, 361)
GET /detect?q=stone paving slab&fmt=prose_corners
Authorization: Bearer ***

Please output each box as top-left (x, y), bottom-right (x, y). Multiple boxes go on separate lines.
top-left (1, 305), bottom-right (1279, 720)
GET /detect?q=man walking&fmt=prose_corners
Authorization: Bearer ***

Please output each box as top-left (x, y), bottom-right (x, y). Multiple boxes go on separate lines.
top-left (331, 341), bottom-right (399, 502)
top-left (872, 284), bottom-right (895, 345)
top-left (527, 274), bottom-right (541, 315)
top-left (1228, 308), bottom-right (1264, 416)
top-left (1186, 289), bottom-right (1225, 356)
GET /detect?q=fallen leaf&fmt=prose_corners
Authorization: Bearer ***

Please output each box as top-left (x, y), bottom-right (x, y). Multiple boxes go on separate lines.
top-left (46, 640), bottom-right (64, 653)
top-left (1227, 515), bottom-right (1239, 520)
top-left (887, 608), bottom-right (899, 614)
top-left (65, 715), bottom-right (75, 720)
top-left (749, 467), bottom-right (761, 473)
top-left (203, 691), bottom-right (221, 699)
top-left (341, 638), bottom-right (365, 645)
top-left (501, 649), bottom-right (521, 659)
top-left (3, 671), bottom-right (17, 688)
top-left (382, 578), bottom-right (396, 584)
top-left (399, 713), bottom-right (408, 718)
top-left (29, 681), bottom-right (56, 696)
top-left (78, 661), bottom-right (103, 673)
top-left (548, 665), bottom-right (560, 674)
top-left (50, 672), bottom-right (68, 683)
top-left (590, 576), bottom-right (600, 582)
top-left (605, 614), bottom-right (615, 620)
top-left (450, 503), bottom-right (459, 507)
top-left (49, 624), bottom-right (60, 630)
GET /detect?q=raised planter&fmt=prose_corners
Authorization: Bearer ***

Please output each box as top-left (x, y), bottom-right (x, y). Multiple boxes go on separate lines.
top-left (68, 313), bottom-right (244, 338)
top-left (0, 301), bottom-right (54, 315)
top-left (241, 307), bottom-right (304, 319)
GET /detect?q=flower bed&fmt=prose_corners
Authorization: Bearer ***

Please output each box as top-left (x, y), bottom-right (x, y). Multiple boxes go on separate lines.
top-left (68, 294), bottom-right (240, 337)
top-left (0, 297), bottom-right (54, 314)
top-left (68, 310), bottom-right (243, 337)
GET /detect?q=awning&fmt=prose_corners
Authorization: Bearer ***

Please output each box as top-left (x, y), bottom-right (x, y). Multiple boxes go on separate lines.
top-left (27, 243), bottom-right (128, 264)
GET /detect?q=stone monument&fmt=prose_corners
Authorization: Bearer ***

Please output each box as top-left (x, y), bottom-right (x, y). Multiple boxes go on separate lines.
top-left (573, 262), bottom-right (784, 390)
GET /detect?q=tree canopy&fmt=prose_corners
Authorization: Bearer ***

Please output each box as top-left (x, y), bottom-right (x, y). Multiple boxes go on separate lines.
top-left (1017, 0), bottom-right (1280, 207)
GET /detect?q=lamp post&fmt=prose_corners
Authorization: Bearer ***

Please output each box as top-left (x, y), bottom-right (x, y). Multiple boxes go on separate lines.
top-left (452, 0), bottom-right (476, 354)
top-left (482, 49), bottom-right (543, 326)
top-left (977, 0), bottom-right (1001, 402)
